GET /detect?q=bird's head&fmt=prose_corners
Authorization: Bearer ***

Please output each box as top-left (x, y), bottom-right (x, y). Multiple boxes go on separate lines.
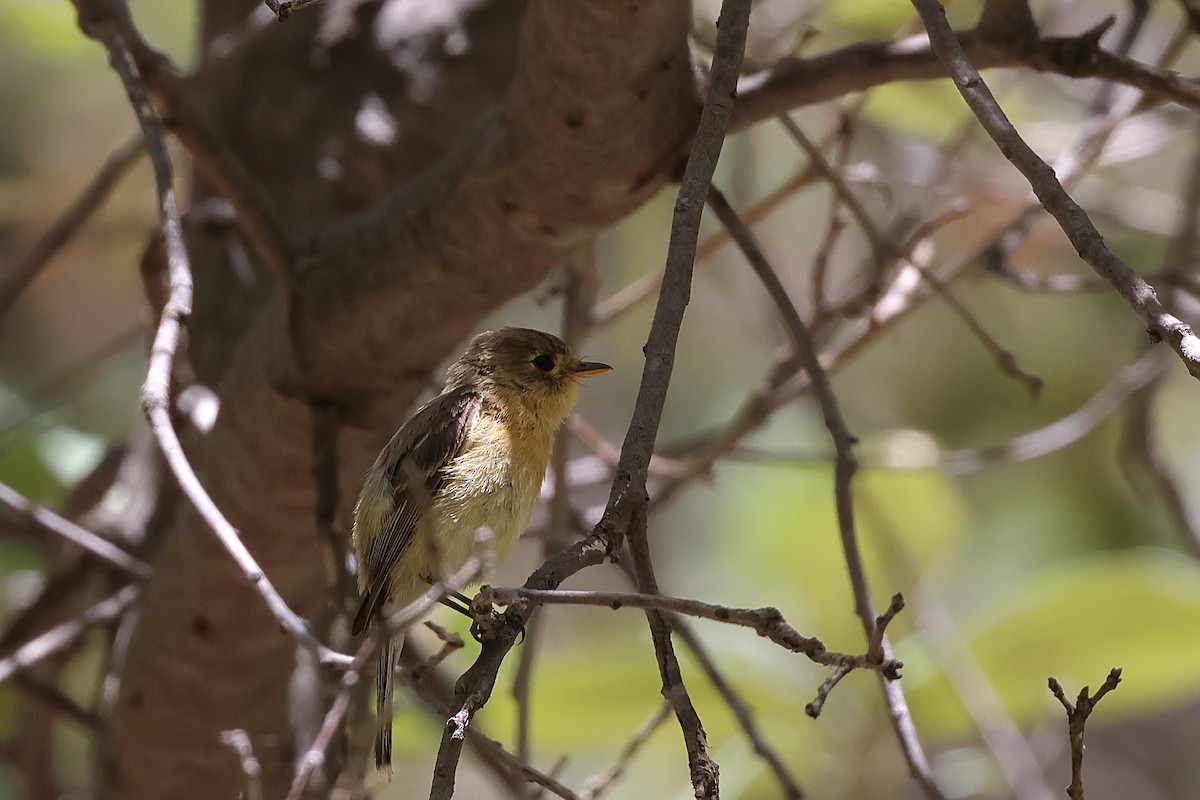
top-left (447, 327), bottom-right (611, 425)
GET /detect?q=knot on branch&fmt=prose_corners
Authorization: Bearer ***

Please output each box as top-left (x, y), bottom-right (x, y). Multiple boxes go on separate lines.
top-left (1035, 26), bottom-right (1111, 76)
top-left (468, 589), bottom-right (529, 649)
top-left (804, 593), bottom-right (906, 718)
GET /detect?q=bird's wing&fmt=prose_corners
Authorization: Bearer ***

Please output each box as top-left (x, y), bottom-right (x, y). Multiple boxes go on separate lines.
top-left (352, 386), bottom-right (481, 635)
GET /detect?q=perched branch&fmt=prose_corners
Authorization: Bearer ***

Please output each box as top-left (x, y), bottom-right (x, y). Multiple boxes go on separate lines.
top-left (910, 0), bottom-right (1200, 380)
top-left (479, 587), bottom-right (902, 678)
top-left (1048, 669), bottom-right (1123, 800)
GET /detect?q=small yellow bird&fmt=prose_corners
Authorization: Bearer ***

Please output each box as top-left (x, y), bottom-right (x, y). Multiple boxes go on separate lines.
top-left (351, 327), bottom-right (611, 771)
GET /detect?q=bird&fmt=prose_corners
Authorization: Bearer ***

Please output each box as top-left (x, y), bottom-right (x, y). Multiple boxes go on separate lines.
top-left (350, 327), bottom-right (612, 772)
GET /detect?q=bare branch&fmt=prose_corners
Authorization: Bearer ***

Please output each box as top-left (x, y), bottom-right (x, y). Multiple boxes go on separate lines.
top-left (706, 186), bottom-right (946, 800)
top-left (942, 345), bottom-right (1171, 474)
top-left (0, 480), bottom-right (151, 580)
top-left (480, 587), bottom-right (902, 678)
top-left (0, 133), bottom-right (143, 323)
top-left (579, 702), bottom-right (671, 800)
top-left (219, 730), bottom-right (264, 800)
top-left (911, 262), bottom-right (1044, 398)
top-left (734, 27), bottom-right (1200, 130)
top-left (287, 556), bottom-right (484, 800)
top-left (805, 665), bottom-right (853, 719)
top-left (911, 0), bottom-right (1200, 380)
top-left (72, 0), bottom-right (343, 668)
top-left (1047, 669), bottom-right (1123, 800)
top-left (13, 671), bottom-right (103, 730)
top-left (0, 584), bottom-right (140, 683)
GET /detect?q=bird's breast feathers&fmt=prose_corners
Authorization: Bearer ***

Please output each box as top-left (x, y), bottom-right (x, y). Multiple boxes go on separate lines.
top-left (432, 413), bottom-right (551, 567)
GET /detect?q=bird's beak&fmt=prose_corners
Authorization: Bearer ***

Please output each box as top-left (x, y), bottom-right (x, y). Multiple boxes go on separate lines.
top-left (568, 360), bottom-right (613, 377)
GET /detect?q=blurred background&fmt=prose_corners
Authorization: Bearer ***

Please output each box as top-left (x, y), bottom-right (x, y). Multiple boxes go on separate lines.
top-left (4, 0), bottom-right (1200, 798)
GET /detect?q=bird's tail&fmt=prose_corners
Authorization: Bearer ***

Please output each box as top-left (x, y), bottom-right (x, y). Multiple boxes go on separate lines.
top-left (375, 635), bottom-right (398, 776)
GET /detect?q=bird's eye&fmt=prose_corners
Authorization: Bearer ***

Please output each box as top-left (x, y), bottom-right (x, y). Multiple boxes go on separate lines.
top-left (531, 354), bottom-right (555, 372)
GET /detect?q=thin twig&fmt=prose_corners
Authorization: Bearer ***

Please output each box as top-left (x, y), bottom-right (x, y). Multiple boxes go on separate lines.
top-left (0, 133), bottom-right (144, 323)
top-left (776, 113), bottom-right (887, 255)
top-left (401, 643), bottom-right (567, 800)
top-left (941, 348), bottom-right (1170, 474)
top-left (579, 702), bottom-right (672, 800)
top-left (1121, 128), bottom-right (1200, 558)
top-left (706, 185), bottom-right (946, 800)
top-left (219, 729), bottom-right (264, 800)
top-left (911, 0), bottom-right (1200, 380)
top-left (0, 584), bottom-right (141, 683)
top-left (0, 480), bottom-right (152, 580)
top-left (1048, 669), bottom-right (1123, 800)
top-left (286, 557), bottom-right (485, 800)
top-left (805, 665), bottom-right (852, 718)
top-left (13, 672), bottom-right (104, 730)
top-left (912, 263), bottom-right (1044, 398)
top-left (592, 129), bottom-right (843, 328)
